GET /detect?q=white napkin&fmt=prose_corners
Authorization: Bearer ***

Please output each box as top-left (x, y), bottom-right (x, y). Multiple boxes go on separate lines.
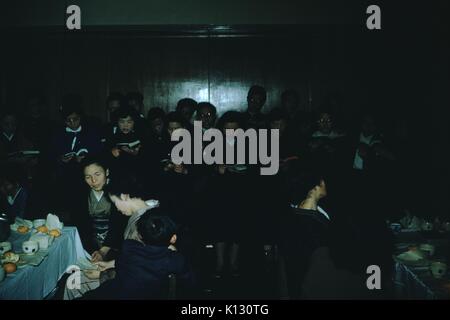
top-left (46, 213), bottom-right (64, 231)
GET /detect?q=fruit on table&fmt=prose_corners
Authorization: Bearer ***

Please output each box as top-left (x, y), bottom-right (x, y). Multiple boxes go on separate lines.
top-left (3, 251), bottom-right (14, 258)
top-left (2, 252), bottom-right (20, 263)
top-left (17, 226), bottom-right (29, 234)
top-left (49, 229), bottom-right (61, 237)
top-left (36, 225), bottom-right (48, 233)
top-left (3, 262), bottom-right (17, 274)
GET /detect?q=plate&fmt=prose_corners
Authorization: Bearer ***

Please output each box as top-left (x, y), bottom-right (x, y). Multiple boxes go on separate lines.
top-left (10, 220), bottom-right (33, 234)
top-left (394, 251), bottom-right (431, 267)
top-left (16, 250), bottom-right (48, 268)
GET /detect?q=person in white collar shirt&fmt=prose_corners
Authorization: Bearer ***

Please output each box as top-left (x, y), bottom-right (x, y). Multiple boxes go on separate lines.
top-left (352, 114), bottom-right (395, 172)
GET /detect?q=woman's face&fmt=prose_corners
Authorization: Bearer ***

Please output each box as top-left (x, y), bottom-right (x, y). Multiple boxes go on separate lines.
top-left (118, 116), bottom-right (135, 134)
top-left (65, 112), bottom-right (81, 131)
top-left (84, 164), bottom-right (108, 192)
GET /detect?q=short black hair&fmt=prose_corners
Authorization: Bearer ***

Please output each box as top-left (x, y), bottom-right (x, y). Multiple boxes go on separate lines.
top-left (137, 210), bottom-right (178, 246)
top-left (61, 93), bottom-right (84, 119)
top-left (247, 85), bottom-right (267, 101)
top-left (176, 98), bottom-right (197, 113)
top-left (197, 102), bottom-right (217, 116)
top-left (147, 107), bottom-right (166, 122)
top-left (217, 111), bottom-right (243, 130)
top-left (165, 111), bottom-right (187, 127)
top-left (290, 169), bottom-right (325, 203)
top-left (80, 155), bottom-right (109, 172)
top-left (115, 106), bottom-right (139, 121)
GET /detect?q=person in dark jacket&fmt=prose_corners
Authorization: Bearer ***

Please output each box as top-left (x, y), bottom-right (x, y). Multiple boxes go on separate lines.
top-left (82, 210), bottom-right (195, 299)
top-left (279, 170), bottom-right (331, 299)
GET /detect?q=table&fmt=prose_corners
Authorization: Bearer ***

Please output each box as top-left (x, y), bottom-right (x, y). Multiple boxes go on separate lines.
top-left (0, 227), bottom-right (86, 300)
top-left (393, 230), bottom-right (450, 299)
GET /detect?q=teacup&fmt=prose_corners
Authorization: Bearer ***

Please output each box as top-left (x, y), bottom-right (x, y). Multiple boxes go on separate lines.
top-left (0, 266), bottom-right (5, 282)
top-left (430, 262), bottom-right (447, 279)
top-left (419, 244), bottom-right (435, 258)
top-left (33, 219), bottom-right (46, 228)
top-left (0, 241), bottom-right (12, 255)
top-left (35, 235), bottom-right (49, 250)
top-left (22, 240), bottom-right (39, 255)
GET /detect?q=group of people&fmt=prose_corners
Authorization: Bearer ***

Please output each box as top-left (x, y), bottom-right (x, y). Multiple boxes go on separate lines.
top-left (0, 85), bottom-right (412, 299)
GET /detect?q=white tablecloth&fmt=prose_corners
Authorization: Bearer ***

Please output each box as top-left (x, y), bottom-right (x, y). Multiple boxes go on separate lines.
top-left (0, 227), bottom-right (85, 300)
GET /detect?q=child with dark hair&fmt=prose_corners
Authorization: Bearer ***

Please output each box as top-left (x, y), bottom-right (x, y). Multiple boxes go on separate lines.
top-left (279, 170), bottom-right (332, 299)
top-left (80, 209), bottom-right (195, 299)
top-left (64, 176), bottom-right (160, 300)
top-left (105, 106), bottom-right (146, 185)
top-left (125, 91), bottom-right (147, 133)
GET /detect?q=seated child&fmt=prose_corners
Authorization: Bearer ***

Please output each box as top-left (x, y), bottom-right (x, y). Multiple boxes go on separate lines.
top-left (81, 209), bottom-right (195, 299)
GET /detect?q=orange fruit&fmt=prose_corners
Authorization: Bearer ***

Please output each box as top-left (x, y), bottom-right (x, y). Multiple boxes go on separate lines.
top-left (37, 225), bottom-right (48, 233)
top-left (3, 263), bottom-right (17, 274)
top-left (49, 229), bottom-right (61, 237)
top-left (17, 226), bottom-right (29, 234)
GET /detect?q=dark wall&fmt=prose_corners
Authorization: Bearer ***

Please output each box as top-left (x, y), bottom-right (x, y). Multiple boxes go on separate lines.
top-left (2, 26), bottom-right (377, 121)
top-left (1, 0), bottom-right (363, 26)
top-left (0, 0), bottom-right (448, 216)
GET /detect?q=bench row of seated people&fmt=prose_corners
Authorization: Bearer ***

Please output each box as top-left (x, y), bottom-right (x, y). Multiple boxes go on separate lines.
top-left (0, 86), bottom-right (411, 298)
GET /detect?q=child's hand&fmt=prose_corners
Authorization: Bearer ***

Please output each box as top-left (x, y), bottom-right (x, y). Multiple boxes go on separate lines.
top-left (94, 260), bottom-right (115, 271)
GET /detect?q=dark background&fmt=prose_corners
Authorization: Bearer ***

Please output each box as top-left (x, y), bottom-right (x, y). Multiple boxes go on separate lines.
top-left (0, 0), bottom-right (448, 215)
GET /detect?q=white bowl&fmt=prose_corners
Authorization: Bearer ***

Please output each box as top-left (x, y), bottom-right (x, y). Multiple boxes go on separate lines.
top-left (33, 219), bottom-right (46, 228)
